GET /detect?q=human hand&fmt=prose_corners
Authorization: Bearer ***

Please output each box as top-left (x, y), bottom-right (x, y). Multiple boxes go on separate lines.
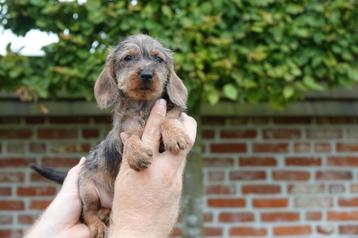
top-left (25, 158), bottom-right (90, 238)
top-left (109, 99), bottom-right (197, 238)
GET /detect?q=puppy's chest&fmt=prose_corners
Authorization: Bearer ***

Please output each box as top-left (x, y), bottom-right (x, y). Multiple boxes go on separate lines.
top-left (119, 105), bottom-right (151, 132)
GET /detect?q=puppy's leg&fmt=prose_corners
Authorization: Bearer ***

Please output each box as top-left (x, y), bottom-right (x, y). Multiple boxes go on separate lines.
top-left (97, 208), bottom-right (111, 226)
top-left (161, 108), bottom-right (190, 154)
top-left (124, 129), bottom-right (153, 171)
top-left (80, 182), bottom-right (107, 238)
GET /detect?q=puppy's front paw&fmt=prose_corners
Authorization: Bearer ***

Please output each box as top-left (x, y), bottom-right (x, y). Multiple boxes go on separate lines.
top-left (161, 119), bottom-right (190, 154)
top-left (88, 220), bottom-right (107, 238)
top-left (125, 137), bottom-right (153, 171)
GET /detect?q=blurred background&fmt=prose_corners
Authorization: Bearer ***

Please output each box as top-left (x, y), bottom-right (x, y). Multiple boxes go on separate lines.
top-left (0, 0), bottom-right (357, 237)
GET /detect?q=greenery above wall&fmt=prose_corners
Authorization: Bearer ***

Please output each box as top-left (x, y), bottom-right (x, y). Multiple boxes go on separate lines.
top-left (0, 0), bottom-right (357, 109)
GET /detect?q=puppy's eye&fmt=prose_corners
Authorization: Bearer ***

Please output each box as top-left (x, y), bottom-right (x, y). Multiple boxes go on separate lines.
top-left (123, 55), bottom-right (133, 62)
top-left (154, 56), bottom-right (164, 63)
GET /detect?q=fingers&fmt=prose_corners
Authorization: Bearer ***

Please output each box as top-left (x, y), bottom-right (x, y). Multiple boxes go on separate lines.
top-left (181, 113), bottom-right (197, 150)
top-left (60, 157), bottom-right (85, 195)
top-left (66, 223), bottom-right (91, 238)
top-left (141, 99), bottom-right (167, 154)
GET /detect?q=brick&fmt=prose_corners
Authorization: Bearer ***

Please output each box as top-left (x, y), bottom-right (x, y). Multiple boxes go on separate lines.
top-left (29, 143), bottom-right (46, 153)
top-left (263, 129), bottom-right (301, 139)
top-left (273, 117), bottom-right (311, 124)
top-left (0, 117), bottom-right (21, 124)
top-left (227, 118), bottom-right (249, 125)
top-left (203, 158), bottom-right (234, 167)
top-left (18, 214), bottom-right (36, 224)
top-left (352, 184), bottom-right (358, 193)
top-left (230, 171), bottom-right (266, 180)
top-left (93, 116), bottom-right (112, 124)
top-left (315, 117), bottom-right (355, 124)
top-left (252, 198), bottom-right (288, 208)
top-left (0, 187), bottom-right (12, 196)
top-left (285, 156), bottom-right (321, 166)
top-left (210, 143), bottom-right (246, 153)
top-left (0, 200), bottom-right (24, 210)
top-left (82, 129), bottom-right (99, 138)
top-left (273, 170), bottom-right (310, 181)
top-left (30, 172), bottom-right (52, 182)
top-left (37, 128), bottom-right (77, 139)
top-left (170, 227), bottom-right (182, 237)
top-left (48, 116), bottom-right (89, 124)
top-left (6, 143), bottom-right (25, 153)
top-left (328, 211), bottom-right (358, 221)
top-left (337, 143), bottom-right (358, 152)
top-left (328, 156), bottom-right (358, 166)
top-left (30, 200), bottom-right (52, 210)
top-left (288, 184), bottom-right (324, 194)
top-left (316, 171), bottom-right (352, 180)
top-left (317, 225), bottom-right (335, 235)
top-left (306, 128), bottom-right (342, 139)
top-left (306, 212), bottom-right (322, 221)
top-left (0, 129), bottom-right (32, 139)
top-left (81, 143), bottom-right (91, 153)
top-left (17, 186), bottom-right (57, 196)
top-left (204, 212), bottom-right (213, 222)
top-left (205, 185), bottom-right (235, 195)
top-left (339, 198), bottom-right (358, 207)
top-left (204, 227), bottom-right (223, 236)
top-left (207, 171), bottom-right (225, 181)
top-left (202, 116), bottom-right (226, 125)
top-left (242, 185), bottom-right (280, 194)
top-left (339, 225), bottom-right (358, 235)
top-left (49, 144), bottom-right (84, 153)
top-left (208, 198), bottom-right (245, 208)
top-left (239, 157), bottom-right (277, 166)
top-left (202, 129), bottom-right (215, 139)
top-left (328, 184), bottom-right (345, 194)
top-left (219, 212), bottom-right (254, 222)
top-left (25, 116), bottom-right (46, 124)
top-left (293, 142), bottom-right (311, 153)
top-left (314, 143), bottom-right (331, 152)
top-left (261, 212), bottom-right (299, 222)
top-left (251, 118), bottom-right (270, 124)
top-left (0, 229), bottom-right (23, 238)
top-left (0, 157), bottom-right (36, 167)
top-left (295, 197), bottom-right (332, 208)
top-left (42, 157), bottom-right (79, 168)
top-left (220, 130), bottom-right (256, 139)
top-left (0, 172), bottom-right (25, 182)
top-left (0, 215), bottom-right (13, 225)
top-left (273, 225), bottom-right (311, 236)
top-left (229, 227), bottom-right (267, 236)
top-left (253, 143), bottom-right (288, 153)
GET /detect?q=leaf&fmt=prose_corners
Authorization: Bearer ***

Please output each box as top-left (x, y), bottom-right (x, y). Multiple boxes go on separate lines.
top-left (283, 86), bottom-right (294, 99)
top-left (303, 76), bottom-right (324, 91)
top-left (223, 84), bottom-right (238, 100)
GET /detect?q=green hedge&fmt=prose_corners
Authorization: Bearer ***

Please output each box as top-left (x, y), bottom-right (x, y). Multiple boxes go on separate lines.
top-left (0, 0), bottom-right (357, 109)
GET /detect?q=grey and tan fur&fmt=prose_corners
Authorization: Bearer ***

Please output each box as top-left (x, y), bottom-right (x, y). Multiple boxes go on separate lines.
top-left (32, 34), bottom-right (189, 238)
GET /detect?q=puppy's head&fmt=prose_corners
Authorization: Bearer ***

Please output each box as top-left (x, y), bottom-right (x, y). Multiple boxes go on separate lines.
top-left (94, 34), bottom-right (187, 109)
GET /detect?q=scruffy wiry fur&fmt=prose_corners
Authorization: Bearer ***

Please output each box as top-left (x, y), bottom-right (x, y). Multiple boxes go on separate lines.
top-left (34, 34), bottom-right (189, 238)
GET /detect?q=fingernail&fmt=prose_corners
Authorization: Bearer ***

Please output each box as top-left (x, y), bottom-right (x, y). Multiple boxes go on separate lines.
top-left (79, 157), bottom-right (86, 165)
top-left (159, 99), bottom-right (167, 108)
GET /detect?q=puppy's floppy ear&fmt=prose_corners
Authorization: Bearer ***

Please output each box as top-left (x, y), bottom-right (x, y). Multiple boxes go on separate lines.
top-left (166, 64), bottom-right (188, 110)
top-left (94, 50), bottom-right (119, 109)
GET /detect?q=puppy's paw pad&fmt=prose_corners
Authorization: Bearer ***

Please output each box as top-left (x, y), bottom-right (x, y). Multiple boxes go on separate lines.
top-left (89, 221), bottom-right (107, 238)
top-left (164, 132), bottom-right (190, 154)
top-left (127, 145), bottom-right (153, 171)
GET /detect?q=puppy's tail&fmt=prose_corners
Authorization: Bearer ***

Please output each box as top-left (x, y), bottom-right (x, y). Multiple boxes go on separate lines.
top-left (30, 165), bottom-right (67, 184)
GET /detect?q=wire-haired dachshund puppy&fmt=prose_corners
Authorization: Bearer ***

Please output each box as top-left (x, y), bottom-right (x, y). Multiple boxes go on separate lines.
top-left (32, 34), bottom-right (189, 238)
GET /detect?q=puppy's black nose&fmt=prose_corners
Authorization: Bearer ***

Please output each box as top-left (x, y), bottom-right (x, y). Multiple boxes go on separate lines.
top-left (140, 69), bottom-right (153, 81)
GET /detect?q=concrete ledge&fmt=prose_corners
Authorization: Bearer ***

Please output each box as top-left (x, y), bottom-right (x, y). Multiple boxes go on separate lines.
top-left (1, 100), bottom-right (358, 116)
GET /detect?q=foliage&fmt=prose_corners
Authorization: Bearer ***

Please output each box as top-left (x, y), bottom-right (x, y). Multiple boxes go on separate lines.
top-left (0, 0), bottom-right (357, 109)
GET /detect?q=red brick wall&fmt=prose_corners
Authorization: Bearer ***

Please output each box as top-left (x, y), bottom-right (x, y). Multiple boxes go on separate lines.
top-left (1, 116), bottom-right (358, 237)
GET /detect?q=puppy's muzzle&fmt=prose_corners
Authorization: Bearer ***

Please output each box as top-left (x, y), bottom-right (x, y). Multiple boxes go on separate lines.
top-left (139, 69), bottom-right (153, 90)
